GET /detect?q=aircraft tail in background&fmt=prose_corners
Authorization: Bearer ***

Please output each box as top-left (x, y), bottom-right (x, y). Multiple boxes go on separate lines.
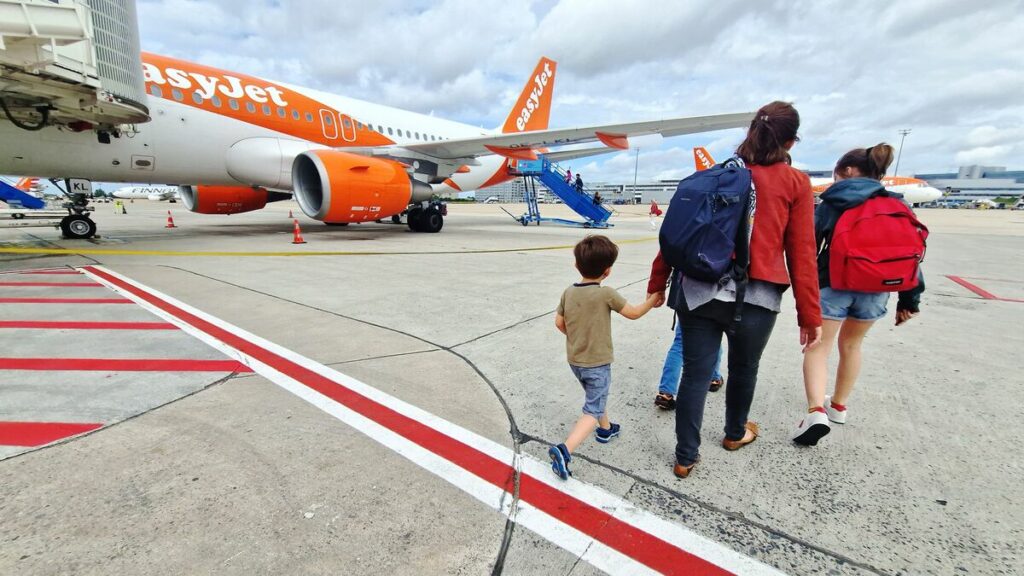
top-left (693, 147), bottom-right (715, 171)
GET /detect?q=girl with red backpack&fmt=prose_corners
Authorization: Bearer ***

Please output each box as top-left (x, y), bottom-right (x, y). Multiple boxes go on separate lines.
top-left (791, 144), bottom-right (927, 446)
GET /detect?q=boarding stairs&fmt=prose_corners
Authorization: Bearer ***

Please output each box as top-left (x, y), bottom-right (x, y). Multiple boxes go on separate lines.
top-left (508, 157), bottom-right (612, 228)
top-left (0, 178), bottom-right (45, 209)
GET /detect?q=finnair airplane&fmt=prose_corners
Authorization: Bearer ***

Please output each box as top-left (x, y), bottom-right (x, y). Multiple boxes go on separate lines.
top-left (111, 185), bottom-right (179, 201)
top-left (0, 52), bottom-right (752, 238)
top-left (694, 147), bottom-right (943, 205)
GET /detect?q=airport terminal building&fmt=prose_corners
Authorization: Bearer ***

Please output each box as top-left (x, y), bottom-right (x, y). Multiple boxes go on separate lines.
top-left (914, 165), bottom-right (1024, 202)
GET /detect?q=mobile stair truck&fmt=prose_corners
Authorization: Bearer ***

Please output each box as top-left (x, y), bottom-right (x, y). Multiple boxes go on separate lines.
top-left (506, 157), bottom-right (613, 228)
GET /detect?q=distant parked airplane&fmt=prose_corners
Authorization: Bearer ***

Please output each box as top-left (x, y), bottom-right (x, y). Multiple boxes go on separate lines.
top-left (692, 146), bottom-right (943, 205)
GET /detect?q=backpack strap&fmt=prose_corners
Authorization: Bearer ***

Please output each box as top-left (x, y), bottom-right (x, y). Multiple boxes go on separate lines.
top-left (727, 158), bottom-right (756, 335)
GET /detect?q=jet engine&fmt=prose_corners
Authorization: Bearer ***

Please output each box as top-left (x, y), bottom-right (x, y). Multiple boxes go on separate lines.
top-left (178, 185), bottom-right (289, 215)
top-left (292, 150), bottom-right (432, 223)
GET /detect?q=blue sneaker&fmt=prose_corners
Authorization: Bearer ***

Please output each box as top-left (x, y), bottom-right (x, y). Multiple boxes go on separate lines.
top-left (548, 443), bottom-right (571, 480)
top-left (595, 423), bottom-right (621, 444)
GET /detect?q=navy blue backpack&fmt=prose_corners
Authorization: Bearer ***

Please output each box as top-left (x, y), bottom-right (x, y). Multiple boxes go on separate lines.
top-left (659, 158), bottom-right (754, 321)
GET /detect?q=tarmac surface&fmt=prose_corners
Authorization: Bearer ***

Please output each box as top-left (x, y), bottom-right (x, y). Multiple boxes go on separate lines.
top-left (1, 200), bottom-right (1022, 575)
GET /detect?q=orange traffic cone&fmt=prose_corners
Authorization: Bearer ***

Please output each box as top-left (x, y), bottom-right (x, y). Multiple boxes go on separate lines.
top-left (165, 211), bottom-right (177, 228)
top-left (291, 219), bottom-right (306, 244)
top-left (288, 209), bottom-right (293, 218)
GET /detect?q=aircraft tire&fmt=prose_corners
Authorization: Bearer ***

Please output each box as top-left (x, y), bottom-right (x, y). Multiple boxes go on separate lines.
top-left (392, 214), bottom-right (402, 224)
top-left (418, 207), bottom-right (443, 233)
top-left (407, 208), bottom-right (423, 231)
top-left (60, 215), bottom-right (97, 239)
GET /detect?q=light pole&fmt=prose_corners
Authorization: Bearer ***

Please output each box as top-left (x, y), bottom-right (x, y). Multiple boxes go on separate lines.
top-left (632, 147), bottom-right (640, 204)
top-left (894, 128), bottom-right (911, 176)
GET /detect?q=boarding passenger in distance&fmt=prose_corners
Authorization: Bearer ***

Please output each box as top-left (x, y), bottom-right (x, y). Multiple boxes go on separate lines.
top-left (792, 144), bottom-right (927, 446)
top-left (649, 200), bottom-right (662, 230)
top-left (648, 101), bottom-right (822, 478)
top-left (565, 168), bottom-right (573, 185)
top-left (575, 173), bottom-right (585, 195)
top-left (549, 235), bottom-right (658, 480)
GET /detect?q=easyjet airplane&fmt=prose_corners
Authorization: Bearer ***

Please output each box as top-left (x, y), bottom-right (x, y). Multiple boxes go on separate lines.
top-left (693, 146), bottom-right (942, 205)
top-left (0, 52), bottom-right (752, 238)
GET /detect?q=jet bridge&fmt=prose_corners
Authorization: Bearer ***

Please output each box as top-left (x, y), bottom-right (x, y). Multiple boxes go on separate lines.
top-left (0, 0), bottom-right (149, 132)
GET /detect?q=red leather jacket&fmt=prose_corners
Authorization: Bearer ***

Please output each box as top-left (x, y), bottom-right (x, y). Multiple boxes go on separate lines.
top-left (648, 162), bottom-right (822, 328)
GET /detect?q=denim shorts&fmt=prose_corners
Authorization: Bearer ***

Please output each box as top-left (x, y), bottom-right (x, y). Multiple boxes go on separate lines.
top-left (570, 364), bottom-right (611, 418)
top-left (820, 287), bottom-right (889, 321)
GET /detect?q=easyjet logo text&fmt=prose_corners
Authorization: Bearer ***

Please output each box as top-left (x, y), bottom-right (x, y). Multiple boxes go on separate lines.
top-left (695, 148), bottom-right (712, 170)
top-left (515, 62), bottom-right (553, 131)
top-left (142, 63), bottom-right (289, 107)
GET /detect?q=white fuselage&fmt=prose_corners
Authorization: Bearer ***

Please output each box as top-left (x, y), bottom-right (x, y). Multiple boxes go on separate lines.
top-left (0, 54), bottom-right (510, 194)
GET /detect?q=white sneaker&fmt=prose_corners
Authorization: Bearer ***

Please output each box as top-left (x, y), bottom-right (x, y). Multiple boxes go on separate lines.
top-left (824, 396), bottom-right (847, 424)
top-left (791, 410), bottom-right (831, 446)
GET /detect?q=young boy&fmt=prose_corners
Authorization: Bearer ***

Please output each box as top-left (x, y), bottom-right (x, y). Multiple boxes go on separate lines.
top-left (549, 235), bottom-right (657, 480)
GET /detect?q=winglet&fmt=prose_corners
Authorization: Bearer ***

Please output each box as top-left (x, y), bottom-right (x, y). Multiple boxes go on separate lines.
top-left (501, 57), bottom-right (557, 134)
top-left (693, 147), bottom-right (715, 171)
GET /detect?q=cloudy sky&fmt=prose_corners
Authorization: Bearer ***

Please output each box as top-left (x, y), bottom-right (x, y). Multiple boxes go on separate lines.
top-left (137, 0), bottom-right (1024, 183)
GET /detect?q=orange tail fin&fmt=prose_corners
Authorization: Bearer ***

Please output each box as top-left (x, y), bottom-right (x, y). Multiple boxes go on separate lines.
top-left (693, 147), bottom-right (715, 171)
top-left (500, 57), bottom-right (557, 133)
top-left (14, 178), bottom-right (36, 191)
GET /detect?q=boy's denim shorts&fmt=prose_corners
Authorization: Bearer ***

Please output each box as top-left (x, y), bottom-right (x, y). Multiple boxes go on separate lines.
top-left (570, 364), bottom-right (611, 418)
top-left (820, 287), bottom-right (889, 322)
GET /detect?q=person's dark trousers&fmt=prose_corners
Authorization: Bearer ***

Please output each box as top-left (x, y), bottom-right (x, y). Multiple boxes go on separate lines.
top-left (674, 300), bottom-right (778, 466)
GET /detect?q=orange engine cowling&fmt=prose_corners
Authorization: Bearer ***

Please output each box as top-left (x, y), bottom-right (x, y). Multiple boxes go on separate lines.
top-left (179, 185), bottom-right (288, 215)
top-left (291, 150), bottom-right (415, 223)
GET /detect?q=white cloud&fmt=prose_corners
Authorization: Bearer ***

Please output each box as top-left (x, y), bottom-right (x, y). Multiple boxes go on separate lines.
top-left (135, 0), bottom-right (1024, 178)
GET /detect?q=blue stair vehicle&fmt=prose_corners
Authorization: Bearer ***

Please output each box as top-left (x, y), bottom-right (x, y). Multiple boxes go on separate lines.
top-left (508, 157), bottom-right (612, 228)
top-left (0, 180), bottom-right (46, 210)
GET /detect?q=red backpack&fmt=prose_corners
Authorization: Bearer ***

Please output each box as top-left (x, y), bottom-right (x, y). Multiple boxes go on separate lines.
top-left (829, 196), bottom-right (929, 292)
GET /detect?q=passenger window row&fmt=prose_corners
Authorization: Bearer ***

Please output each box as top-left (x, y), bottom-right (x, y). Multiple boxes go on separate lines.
top-left (150, 84), bottom-right (444, 141)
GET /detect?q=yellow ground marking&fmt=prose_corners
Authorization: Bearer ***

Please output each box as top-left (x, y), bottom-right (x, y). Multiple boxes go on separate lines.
top-left (0, 237), bottom-right (657, 257)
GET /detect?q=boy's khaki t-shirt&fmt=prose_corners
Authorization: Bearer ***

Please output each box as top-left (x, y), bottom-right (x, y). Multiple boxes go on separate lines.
top-left (557, 283), bottom-right (627, 367)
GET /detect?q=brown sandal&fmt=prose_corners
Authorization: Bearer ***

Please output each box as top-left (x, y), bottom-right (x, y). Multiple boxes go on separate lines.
top-left (722, 422), bottom-right (759, 451)
top-left (673, 456), bottom-right (700, 479)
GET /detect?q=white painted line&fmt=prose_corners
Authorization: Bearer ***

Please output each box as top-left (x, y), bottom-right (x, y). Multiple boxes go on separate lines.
top-left (80, 264), bottom-right (784, 576)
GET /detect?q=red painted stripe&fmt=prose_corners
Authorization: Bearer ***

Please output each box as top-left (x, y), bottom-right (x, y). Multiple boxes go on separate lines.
top-left (81, 267), bottom-right (729, 575)
top-left (16, 270), bottom-right (82, 275)
top-left (0, 297), bottom-right (132, 304)
top-left (0, 281), bottom-right (103, 287)
top-left (0, 421), bottom-right (103, 447)
top-left (0, 358), bottom-right (252, 372)
top-left (0, 321), bottom-right (177, 330)
top-left (947, 275), bottom-right (998, 299)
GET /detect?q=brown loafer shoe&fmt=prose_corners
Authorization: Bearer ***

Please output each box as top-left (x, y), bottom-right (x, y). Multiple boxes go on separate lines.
top-left (722, 421), bottom-right (760, 451)
top-left (673, 456), bottom-right (700, 479)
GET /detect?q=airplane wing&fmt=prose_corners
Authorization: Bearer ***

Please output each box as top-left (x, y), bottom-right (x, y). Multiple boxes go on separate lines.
top-left (400, 112), bottom-right (753, 161)
top-left (541, 146), bottom-right (620, 163)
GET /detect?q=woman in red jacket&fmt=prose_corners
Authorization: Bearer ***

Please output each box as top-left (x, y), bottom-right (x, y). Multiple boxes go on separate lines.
top-left (648, 101), bottom-right (822, 478)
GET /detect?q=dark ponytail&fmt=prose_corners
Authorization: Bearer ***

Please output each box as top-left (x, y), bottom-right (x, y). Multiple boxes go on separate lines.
top-left (835, 143), bottom-right (894, 180)
top-left (735, 101), bottom-right (800, 166)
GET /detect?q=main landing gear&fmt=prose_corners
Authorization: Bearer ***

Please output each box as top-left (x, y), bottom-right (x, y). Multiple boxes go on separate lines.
top-left (404, 199), bottom-right (446, 233)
